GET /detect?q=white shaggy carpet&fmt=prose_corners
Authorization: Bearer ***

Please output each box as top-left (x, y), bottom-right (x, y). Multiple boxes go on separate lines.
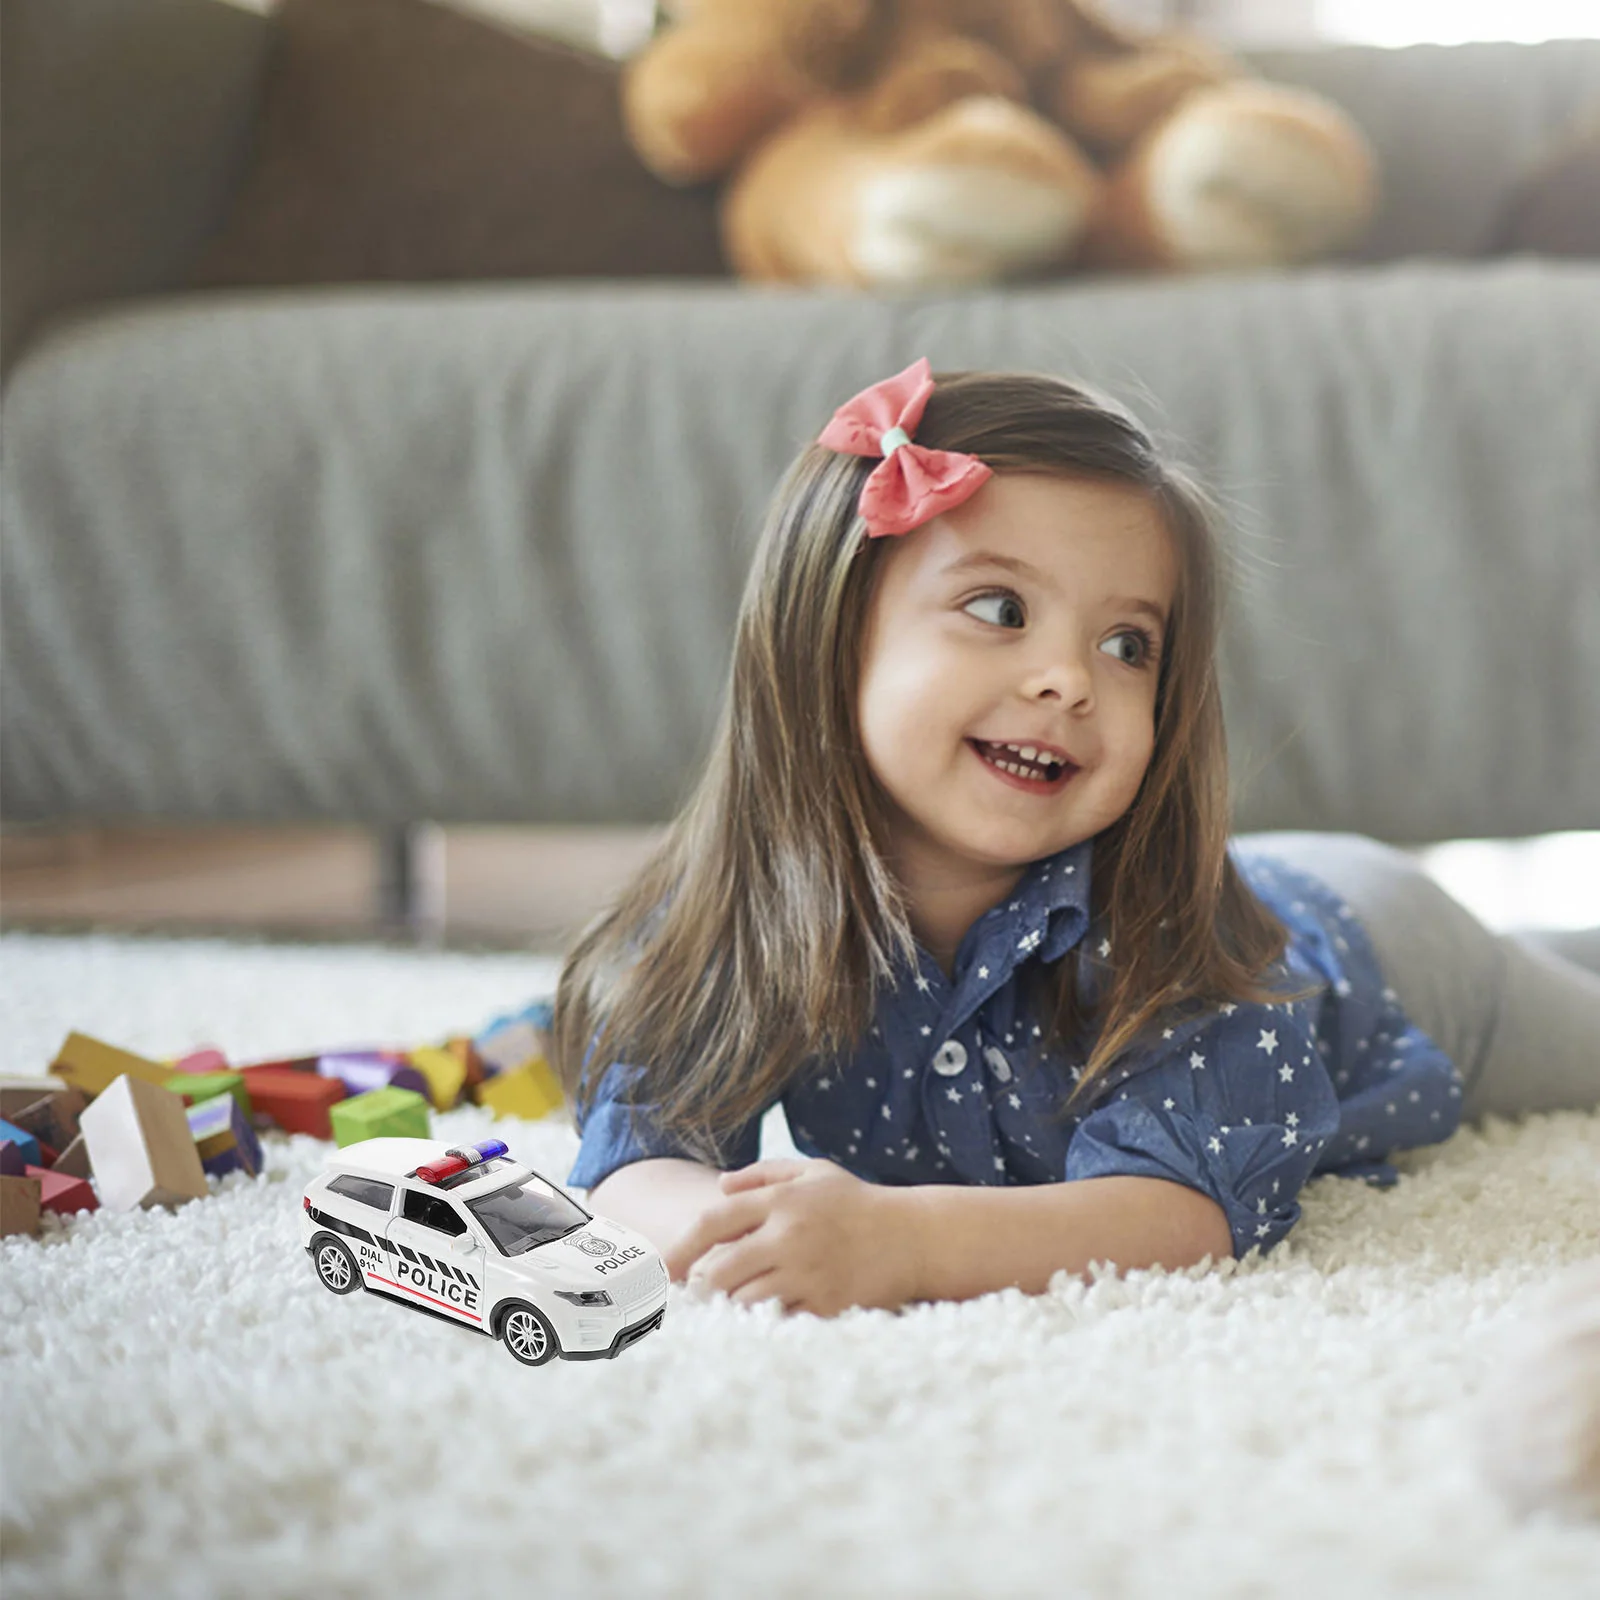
top-left (3, 931), bottom-right (1599, 1599)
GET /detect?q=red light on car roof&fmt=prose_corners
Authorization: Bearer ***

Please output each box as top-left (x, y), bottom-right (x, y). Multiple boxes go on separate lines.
top-left (414, 1140), bottom-right (509, 1185)
top-left (415, 1153), bottom-right (471, 1184)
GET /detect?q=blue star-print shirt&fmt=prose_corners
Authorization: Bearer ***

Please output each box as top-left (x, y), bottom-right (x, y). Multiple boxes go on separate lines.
top-left (567, 836), bottom-right (1466, 1258)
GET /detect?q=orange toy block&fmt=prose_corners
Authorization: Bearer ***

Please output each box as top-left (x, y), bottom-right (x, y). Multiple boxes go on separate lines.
top-left (245, 1067), bottom-right (345, 1138)
top-left (24, 1164), bottom-right (97, 1216)
top-left (406, 1046), bottom-right (467, 1111)
top-left (476, 1057), bottom-right (564, 1121)
top-left (50, 1033), bottom-right (170, 1099)
top-left (445, 1036), bottom-right (486, 1093)
top-left (78, 1074), bottom-right (209, 1211)
top-left (1, 1174), bottom-right (42, 1238)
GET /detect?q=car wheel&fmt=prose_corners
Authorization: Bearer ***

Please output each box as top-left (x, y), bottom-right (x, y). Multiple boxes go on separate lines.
top-left (312, 1234), bottom-right (361, 1295)
top-left (498, 1302), bottom-right (559, 1366)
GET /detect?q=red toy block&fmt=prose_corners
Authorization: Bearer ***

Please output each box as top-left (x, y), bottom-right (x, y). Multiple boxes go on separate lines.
top-left (25, 1164), bottom-right (97, 1216)
top-left (238, 1054), bottom-right (320, 1075)
top-left (246, 1068), bottom-right (345, 1138)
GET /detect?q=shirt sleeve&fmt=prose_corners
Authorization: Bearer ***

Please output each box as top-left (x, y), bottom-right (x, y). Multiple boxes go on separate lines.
top-left (566, 1058), bottom-right (765, 1192)
top-left (1062, 1000), bottom-right (1342, 1259)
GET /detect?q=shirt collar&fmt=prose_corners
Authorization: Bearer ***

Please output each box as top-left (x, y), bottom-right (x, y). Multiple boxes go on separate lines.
top-left (939, 834), bottom-right (1096, 1009)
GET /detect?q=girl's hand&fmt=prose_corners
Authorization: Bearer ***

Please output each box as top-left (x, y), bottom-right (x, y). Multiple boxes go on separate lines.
top-left (663, 1158), bottom-right (926, 1318)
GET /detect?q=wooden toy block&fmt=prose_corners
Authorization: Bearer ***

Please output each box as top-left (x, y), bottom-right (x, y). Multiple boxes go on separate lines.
top-left (328, 1086), bottom-right (431, 1148)
top-left (169, 1047), bottom-right (230, 1075)
top-left (164, 1071), bottom-right (251, 1118)
top-left (51, 1134), bottom-right (93, 1179)
top-left (244, 1067), bottom-right (345, 1139)
top-left (186, 1095), bottom-right (263, 1178)
top-left (0, 1139), bottom-right (26, 1176)
top-left (1, 1174), bottom-right (42, 1238)
top-left (406, 1046), bottom-right (467, 1111)
top-left (0, 1119), bottom-right (41, 1168)
top-left (476, 1057), bottom-right (563, 1121)
top-left (50, 1032), bottom-right (170, 1099)
top-left (24, 1164), bottom-right (97, 1216)
top-left (78, 1074), bottom-right (209, 1211)
top-left (7, 1086), bottom-right (87, 1150)
top-left (0, 1075), bottom-right (70, 1118)
top-left (317, 1051), bottom-right (429, 1101)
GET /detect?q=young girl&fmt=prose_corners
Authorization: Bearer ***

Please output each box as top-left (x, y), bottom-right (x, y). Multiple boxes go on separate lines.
top-left (549, 359), bottom-right (1600, 1320)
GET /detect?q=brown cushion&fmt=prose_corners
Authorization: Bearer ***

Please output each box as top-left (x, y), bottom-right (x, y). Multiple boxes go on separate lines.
top-left (190, 0), bottom-right (728, 287)
top-left (1486, 109), bottom-right (1600, 258)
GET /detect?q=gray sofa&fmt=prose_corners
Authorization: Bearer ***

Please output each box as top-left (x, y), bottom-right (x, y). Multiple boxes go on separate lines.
top-left (4, 0), bottom-right (1599, 847)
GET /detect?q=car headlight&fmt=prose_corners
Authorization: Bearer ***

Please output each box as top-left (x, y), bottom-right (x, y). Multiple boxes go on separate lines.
top-left (554, 1288), bottom-right (613, 1307)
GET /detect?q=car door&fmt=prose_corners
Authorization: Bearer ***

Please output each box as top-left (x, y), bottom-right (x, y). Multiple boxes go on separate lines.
top-left (382, 1185), bottom-right (488, 1326)
top-left (318, 1173), bottom-right (397, 1286)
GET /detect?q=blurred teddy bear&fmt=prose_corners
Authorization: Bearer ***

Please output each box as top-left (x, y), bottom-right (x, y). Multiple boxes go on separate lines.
top-left (620, 0), bottom-right (1377, 287)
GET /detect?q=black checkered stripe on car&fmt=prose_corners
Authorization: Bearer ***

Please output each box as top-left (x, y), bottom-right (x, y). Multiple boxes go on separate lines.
top-left (308, 1204), bottom-right (376, 1247)
top-left (384, 1236), bottom-right (476, 1285)
top-left (309, 1206), bottom-right (477, 1285)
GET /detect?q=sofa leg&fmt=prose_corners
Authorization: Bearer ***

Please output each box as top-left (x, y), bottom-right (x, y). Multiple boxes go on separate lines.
top-left (376, 824), bottom-right (444, 944)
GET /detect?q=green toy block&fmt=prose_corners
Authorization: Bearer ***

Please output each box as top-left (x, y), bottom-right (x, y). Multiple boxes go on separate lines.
top-left (165, 1071), bottom-right (252, 1119)
top-left (328, 1086), bottom-right (431, 1148)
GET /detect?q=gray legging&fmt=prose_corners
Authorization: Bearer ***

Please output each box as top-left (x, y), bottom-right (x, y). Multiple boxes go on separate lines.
top-left (1237, 832), bottom-right (1600, 1123)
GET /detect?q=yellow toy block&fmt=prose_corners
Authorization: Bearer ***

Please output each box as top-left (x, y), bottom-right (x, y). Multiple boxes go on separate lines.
top-left (476, 1057), bottom-right (563, 1121)
top-left (51, 1032), bottom-right (171, 1099)
top-left (406, 1046), bottom-right (467, 1111)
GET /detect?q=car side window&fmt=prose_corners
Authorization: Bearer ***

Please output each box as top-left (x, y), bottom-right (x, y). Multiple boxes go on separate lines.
top-left (328, 1174), bottom-right (395, 1212)
top-left (401, 1188), bottom-right (467, 1236)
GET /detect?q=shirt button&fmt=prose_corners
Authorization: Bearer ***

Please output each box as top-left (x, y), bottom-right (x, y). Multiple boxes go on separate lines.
top-left (932, 1039), bottom-right (968, 1077)
top-left (984, 1046), bottom-right (1012, 1083)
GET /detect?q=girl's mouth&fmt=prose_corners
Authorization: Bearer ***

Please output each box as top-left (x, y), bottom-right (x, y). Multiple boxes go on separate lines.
top-left (968, 739), bottom-right (1078, 795)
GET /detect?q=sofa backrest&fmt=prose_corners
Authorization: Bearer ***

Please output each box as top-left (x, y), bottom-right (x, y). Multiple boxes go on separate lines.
top-left (0, 0), bottom-right (274, 380)
top-left (1248, 39), bottom-right (1600, 261)
top-left (3, 2), bottom-right (1597, 380)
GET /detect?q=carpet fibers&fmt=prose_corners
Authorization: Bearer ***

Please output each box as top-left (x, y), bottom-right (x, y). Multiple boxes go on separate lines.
top-left (2, 932), bottom-right (1598, 1598)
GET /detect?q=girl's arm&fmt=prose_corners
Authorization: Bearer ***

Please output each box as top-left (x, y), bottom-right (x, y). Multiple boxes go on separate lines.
top-left (905, 1175), bottom-right (1235, 1302)
top-left (586, 1157), bottom-right (727, 1271)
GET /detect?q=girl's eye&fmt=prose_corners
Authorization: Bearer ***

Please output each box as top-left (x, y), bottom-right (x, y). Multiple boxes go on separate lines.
top-left (1100, 627), bottom-right (1157, 668)
top-left (962, 591), bottom-right (1026, 629)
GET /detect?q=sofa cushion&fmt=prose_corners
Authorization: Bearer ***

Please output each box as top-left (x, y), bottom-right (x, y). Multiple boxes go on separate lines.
top-left (189, 0), bottom-right (727, 286)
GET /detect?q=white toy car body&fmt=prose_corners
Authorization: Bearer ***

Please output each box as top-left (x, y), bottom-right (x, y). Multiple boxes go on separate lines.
top-left (300, 1136), bottom-right (666, 1364)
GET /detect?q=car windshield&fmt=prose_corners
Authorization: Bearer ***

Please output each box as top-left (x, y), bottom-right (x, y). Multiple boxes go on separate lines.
top-left (466, 1175), bottom-right (589, 1257)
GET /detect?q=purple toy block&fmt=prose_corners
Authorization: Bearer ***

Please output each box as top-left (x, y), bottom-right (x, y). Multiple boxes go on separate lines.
top-left (186, 1094), bottom-right (264, 1179)
top-left (316, 1051), bottom-right (429, 1100)
top-left (0, 1120), bottom-right (41, 1169)
top-left (0, 1139), bottom-right (25, 1177)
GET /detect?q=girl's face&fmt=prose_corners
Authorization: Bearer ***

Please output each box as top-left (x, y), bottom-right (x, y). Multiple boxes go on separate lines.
top-left (856, 469), bottom-right (1177, 901)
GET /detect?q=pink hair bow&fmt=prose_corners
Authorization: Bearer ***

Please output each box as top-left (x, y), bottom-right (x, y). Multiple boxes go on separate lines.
top-left (817, 357), bottom-right (992, 538)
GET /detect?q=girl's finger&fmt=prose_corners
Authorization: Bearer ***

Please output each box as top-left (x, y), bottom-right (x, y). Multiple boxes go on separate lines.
top-left (664, 1188), bottom-right (770, 1278)
top-left (727, 1267), bottom-right (789, 1309)
top-left (692, 1230), bottom-right (780, 1300)
top-left (720, 1159), bottom-right (808, 1191)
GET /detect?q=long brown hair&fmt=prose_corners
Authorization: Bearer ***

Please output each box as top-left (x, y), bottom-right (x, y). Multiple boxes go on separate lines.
top-left (551, 370), bottom-right (1313, 1165)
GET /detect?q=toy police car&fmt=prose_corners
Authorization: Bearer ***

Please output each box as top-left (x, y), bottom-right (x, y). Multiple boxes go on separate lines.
top-left (300, 1136), bottom-right (666, 1364)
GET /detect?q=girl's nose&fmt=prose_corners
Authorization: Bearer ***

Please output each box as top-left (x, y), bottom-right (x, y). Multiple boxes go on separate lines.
top-left (1022, 649), bottom-right (1094, 710)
